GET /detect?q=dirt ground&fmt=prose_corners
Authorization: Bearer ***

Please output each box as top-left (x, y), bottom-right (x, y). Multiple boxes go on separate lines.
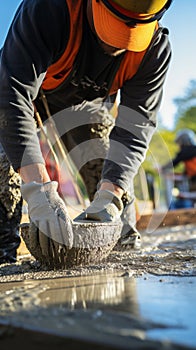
top-left (1, 221), bottom-right (196, 281)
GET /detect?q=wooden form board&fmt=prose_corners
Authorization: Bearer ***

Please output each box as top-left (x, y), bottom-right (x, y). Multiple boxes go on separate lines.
top-left (136, 207), bottom-right (196, 231)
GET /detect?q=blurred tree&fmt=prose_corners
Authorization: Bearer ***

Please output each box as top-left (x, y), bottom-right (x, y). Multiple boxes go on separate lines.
top-left (175, 106), bottom-right (196, 132)
top-left (142, 129), bottom-right (177, 176)
top-left (174, 79), bottom-right (196, 131)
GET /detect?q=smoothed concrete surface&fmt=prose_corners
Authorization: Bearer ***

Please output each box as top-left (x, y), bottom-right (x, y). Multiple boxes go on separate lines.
top-left (0, 224), bottom-right (196, 349)
top-left (0, 272), bottom-right (195, 349)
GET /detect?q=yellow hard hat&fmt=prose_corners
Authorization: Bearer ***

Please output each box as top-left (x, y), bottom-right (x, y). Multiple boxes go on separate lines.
top-left (111, 0), bottom-right (170, 14)
top-left (93, 0), bottom-right (172, 52)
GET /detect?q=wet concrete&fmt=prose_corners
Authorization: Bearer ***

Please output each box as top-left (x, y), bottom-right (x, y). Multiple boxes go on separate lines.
top-left (20, 220), bottom-right (123, 269)
top-left (0, 224), bottom-right (196, 349)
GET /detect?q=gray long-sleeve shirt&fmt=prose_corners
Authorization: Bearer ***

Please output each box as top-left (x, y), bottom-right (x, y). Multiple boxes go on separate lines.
top-left (0, 0), bottom-right (172, 192)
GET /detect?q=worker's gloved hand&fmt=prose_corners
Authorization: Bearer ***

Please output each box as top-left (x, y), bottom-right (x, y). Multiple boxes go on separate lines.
top-left (74, 190), bottom-right (123, 222)
top-left (21, 181), bottom-right (73, 249)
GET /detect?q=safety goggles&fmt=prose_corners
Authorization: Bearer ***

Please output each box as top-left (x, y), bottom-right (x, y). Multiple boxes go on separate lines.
top-left (99, 0), bottom-right (173, 27)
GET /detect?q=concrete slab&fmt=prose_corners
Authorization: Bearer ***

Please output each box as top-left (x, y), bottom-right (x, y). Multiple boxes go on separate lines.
top-left (0, 223), bottom-right (196, 349)
top-left (0, 272), bottom-right (195, 349)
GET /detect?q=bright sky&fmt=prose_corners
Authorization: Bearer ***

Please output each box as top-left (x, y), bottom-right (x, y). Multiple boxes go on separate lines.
top-left (160, 0), bottom-right (196, 129)
top-left (0, 1), bottom-right (196, 130)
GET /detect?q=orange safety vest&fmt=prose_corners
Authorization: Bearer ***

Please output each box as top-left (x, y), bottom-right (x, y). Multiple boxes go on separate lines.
top-left (42, 0), bottom-right (147, 96)
top-left (185, 157), bottom-right (196, 177)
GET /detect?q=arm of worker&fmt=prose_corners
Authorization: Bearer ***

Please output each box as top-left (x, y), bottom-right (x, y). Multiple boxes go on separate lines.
top-left (0, 0), bottom-right (73, 248)
top-left (75, 27), bottom-right (172, 223)
top-left (161, 160), bottom-right (174, 172)
top-left (0, 0), bottom-right (69, 170)
top-left (161, 150), bottom-right (185, 172)
top-left (102, 27), bottom-right (172, 191)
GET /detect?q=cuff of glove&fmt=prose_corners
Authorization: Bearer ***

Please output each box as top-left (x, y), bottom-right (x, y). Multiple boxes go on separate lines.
top-left (109, 191), bottom-right (123, 212)
top-left (21, 181), bottom-right (58, 201)
top-left (94, 190), bottom-right (124, 212)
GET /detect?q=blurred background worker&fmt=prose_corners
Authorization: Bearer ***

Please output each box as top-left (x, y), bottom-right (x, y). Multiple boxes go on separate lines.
top-left (162, 129), bottom-right (196, 209)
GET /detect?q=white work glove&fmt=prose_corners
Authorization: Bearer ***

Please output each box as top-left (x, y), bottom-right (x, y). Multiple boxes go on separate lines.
top-left (21, 181), bottom-right (73, 249)
top-left (74, 190), bottom-right (123, 222)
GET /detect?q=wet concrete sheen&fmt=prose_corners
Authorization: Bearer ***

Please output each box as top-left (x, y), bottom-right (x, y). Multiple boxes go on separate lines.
top-left (0, 223), bottom-right (196, 349)
top-left (0, 271), bottom-right (196, 349)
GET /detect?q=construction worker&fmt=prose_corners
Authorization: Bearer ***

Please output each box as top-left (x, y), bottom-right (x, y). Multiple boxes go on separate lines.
top-left (162, 129), bottom-right (196, 186)
top-left (0, 0), bottom-right (172, 264)
top-left (162, 129), bottom-right (196, 208)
